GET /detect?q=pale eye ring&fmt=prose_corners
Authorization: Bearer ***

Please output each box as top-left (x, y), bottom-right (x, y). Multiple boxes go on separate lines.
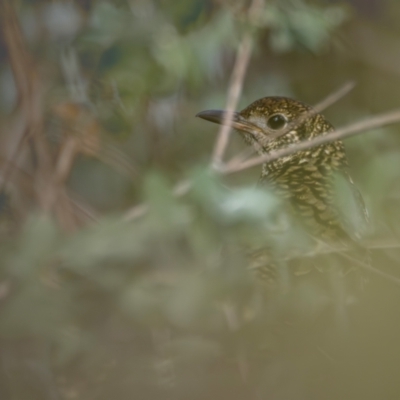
top-left (267, 114), bottom-right (287, 130)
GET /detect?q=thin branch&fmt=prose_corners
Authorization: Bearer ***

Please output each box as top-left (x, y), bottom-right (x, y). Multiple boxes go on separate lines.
top-left (211, 0), bottom-right (264, 167)
top-left (0, 0), bottom-right (46, 190)
top-left (124, 89), bottom-right (400, 223)
top-left (307, 235), bottom-right (400, 286)
top-left (274, 82), bottom-right (356, 142)
top-left (338, 249), bottom-right (400, 286)
top-left (211, 37), bottom-right (252, 166)
top-left (313, 81), bottom-right (355, 114)
top-left (125, 0), bottom-right (265, 222)
top-left (224, 146), bottom-right (257, 169)
top-left (54, 136), bottom-right (79, 185)
top-left (68, 195), bottom-right (98, 222)
top-left (124, 203), bottom-right (149, 221)
top-left (172, 180), bottom-right (192, 197)
top-left (283, 237), bottom-right (400, 286)
top-left (123, 109), bottom-right (400, 221)
top-left (225, 81), bottom-right (356, 167)
top-left (222, 108), bottom-right (400, 174)
top-left (124, 180), bottom-right (192, 222)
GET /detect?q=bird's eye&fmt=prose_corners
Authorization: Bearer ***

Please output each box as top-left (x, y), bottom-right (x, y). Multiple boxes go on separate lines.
top-left (267, 114), bottom-right (287, 130)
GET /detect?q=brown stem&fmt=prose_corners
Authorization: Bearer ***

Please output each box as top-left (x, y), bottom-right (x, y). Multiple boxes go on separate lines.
top-left (211, 0), bottom-right (264, 166)
top-left (223, 109), bottom-right (400, 174)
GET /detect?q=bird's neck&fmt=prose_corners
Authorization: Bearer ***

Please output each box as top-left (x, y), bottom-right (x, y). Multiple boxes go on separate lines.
top-left (259, 141), bottom-right (348, 192)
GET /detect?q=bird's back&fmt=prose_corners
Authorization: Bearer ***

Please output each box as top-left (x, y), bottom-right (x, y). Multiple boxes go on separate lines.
top-left (259, 138), bottom-right (367, 244)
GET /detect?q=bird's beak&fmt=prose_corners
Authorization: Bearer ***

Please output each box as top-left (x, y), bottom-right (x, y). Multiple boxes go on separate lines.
top-left (196, 109), bottom-right (260, 134)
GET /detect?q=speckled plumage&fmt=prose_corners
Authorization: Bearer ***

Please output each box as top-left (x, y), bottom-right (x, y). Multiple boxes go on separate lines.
top-left (198, 97), bottom-right (367, 243)
top-left (197, 96), bottom-right (368, 283)
top-left (237, 97), bottom-right (368, 243)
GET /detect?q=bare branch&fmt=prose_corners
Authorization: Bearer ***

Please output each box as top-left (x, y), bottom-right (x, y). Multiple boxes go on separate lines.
top-left (338, 249), bottom-right (400, 286)
top-left (124, 180), bottom-right (192, 222)
top-left (54, 137), bottom-right (79, 185)
top-left (224, 81), bottom-right (356, 168)
top-left (313, 81), bottom-right (355, 114)
top-left (0, 0), bottom-right (48, 190)
top-left (124, 108), bottom-right (400, 221)
top-left (309, 236), bottom-right (400, 286)
top-left (124, 203), bottom-right (149, 221)
top-left (124, 86), bottom-right (400, 224)
top-left (275, 82), bottom-right (356, 141)
top-left (211, 0), bottom-right (264, 167)
top-left (222, 108), bottom-right (400, 174)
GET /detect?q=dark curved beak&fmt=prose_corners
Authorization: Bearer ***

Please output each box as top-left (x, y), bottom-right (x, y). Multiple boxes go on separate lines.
top-left (196, 109), bottom-right (259, 134)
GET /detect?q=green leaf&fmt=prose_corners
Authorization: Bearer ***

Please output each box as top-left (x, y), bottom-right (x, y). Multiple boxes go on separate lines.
top-left (6, 214), bottom-right (61, 278)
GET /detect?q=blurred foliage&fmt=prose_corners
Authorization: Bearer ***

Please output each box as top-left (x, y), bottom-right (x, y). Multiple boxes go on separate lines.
top-left (1, 0), bottom-right (400, 399)
top-left (260, 0), bottom-right (348, 52)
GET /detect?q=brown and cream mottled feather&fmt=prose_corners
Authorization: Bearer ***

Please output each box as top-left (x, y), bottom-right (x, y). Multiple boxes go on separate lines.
top-left (237, 97), bottom-right (368, 243)
top-left (197, 96), bottom-right (368, 281)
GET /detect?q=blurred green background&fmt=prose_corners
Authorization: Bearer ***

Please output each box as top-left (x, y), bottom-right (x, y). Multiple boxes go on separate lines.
top-left (1, 0), bottom-right (400, 399)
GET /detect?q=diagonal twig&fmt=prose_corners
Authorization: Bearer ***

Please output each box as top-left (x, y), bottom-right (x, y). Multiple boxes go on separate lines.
top-left (312, 81), bottom-right (355, 114)
top-left (124, 108), bottom-right (400, 222)
top-left (211, 0), bottom-right (264, 167)
top-left (124, 180), bottom-right (192, 221)
top-left (225, 81), bottom-right (356, 168)
top-left (281, 81), bottom-right (356, 137)
top-left (222, 108), bottom-right (400, 174)
top-left (125, 2), bottom-right (264, 221)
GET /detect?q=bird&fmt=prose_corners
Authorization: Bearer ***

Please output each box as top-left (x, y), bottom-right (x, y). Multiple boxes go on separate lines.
top-left (197, 97), bottom-right (368, 282)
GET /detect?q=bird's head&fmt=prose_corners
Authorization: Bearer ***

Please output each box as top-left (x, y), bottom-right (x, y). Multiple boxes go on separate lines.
top-left (197, 96), bottom-right (334, 156)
